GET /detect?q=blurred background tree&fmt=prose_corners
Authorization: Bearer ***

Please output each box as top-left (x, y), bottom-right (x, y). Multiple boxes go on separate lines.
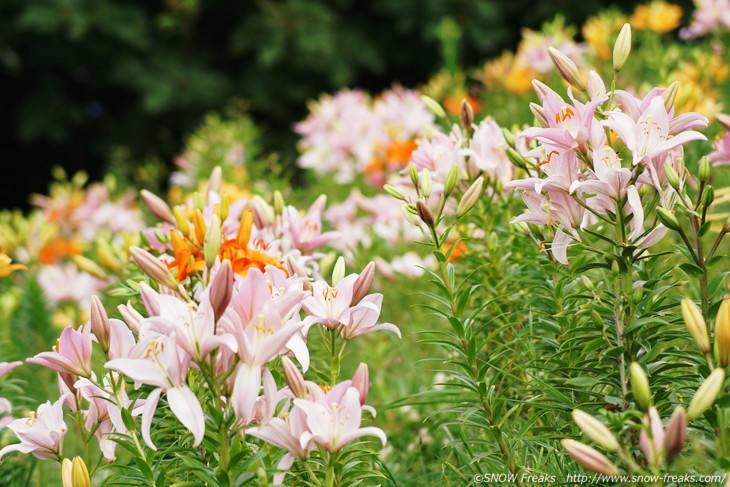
top-left (0, 0), bottom-right (686, 208)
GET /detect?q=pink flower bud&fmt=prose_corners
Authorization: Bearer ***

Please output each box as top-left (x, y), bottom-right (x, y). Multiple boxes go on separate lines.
top-left (209, 260), bottom-right (233, 322)
top-left (562, 439), bottom-right (620, 476)
top-left (351, 262), bottom-right (375, 306)
top-left (89, 295), bottom-right (111, 353)
top-left (118, 303), bottom-right (144, 334)
top-left (639, 407), bottom-right (664, 464)
top-left (352, 363), bottom-right (369, 405)
top-left (281, 356), bottom-right (308, 399)
top-left (140, 190), bottom-right (175, 225)
top-left (663, 406), bottom-right (687, 461)
top-left (138, 282), bottom-right (160, 316)
top-left (130, 246), bottom-right (179, 291)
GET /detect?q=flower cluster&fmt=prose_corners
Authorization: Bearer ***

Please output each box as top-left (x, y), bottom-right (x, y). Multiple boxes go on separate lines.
top-left (295, 86), bottom-right (435, 186)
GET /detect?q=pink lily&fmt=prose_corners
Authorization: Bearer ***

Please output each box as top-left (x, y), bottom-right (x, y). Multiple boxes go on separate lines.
top-left (283, 195), bottom-right (340, 254)
top-left (0, 393), bottom-right (70, 460)
top-left (639, 407), bottom-right (665, 464)
top-left (601, 97), bottom-right (707, 166)
top-left (293, 387), bottom-right (386, 452)
top-left (0, 361), bottom-right (22, 378)
top-left (105, 333), bottom-right (204, 449)
top-left (27, 325), bottom-right (93, 377)
top-left (613, 88), bottom-right (709, 134)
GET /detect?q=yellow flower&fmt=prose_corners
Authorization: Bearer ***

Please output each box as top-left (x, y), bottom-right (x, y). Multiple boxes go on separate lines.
top-left (583, 12), bottom-right (626, 61)
top-left (0, 249), bottom-right (26, 277)
top-left (630, 1), bottom-right (682, 33)
top-left (483, 52), bottom-right (538, 95)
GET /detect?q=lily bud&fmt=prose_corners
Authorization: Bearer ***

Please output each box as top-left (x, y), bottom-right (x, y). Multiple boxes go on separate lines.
top-left (281, 356), bottom-right (308, 399)
top-left (118, 303), bottom-right (144, 334)
top-left (351, 261), bottom-right (375, 306)
top-left (663, 163), bottom-right (680, 189)
top-left (89, 295), bottom-right (111, 353)
top-left (173, 206), bottom-right (191, 237)
top-left (421, 95), bottom-right (446, 118)
top-left (587, 70), bottom-right (606, 98)
top-left (698, 156), bottom-right (710, 182)
top-left (630, 362), bottom-right (652, 410)
top-left (506, 147), bottom-right (530, 170)
top-left (207, 166), bottom-right (223, 194)
top-left (250, 195), bottom-right (275, 227)
top-left (572, 410), bottom-right (619, 451)
top-left (220, 193), bottom-right (231, 221)
top-left (209, 260), bottom-right (233, 322)
top-left (459, 99), bottom-right (474, 128)
top-left (613, 23), bottom-right (631, 72)
top-left (680, 298), bottom-right (711, 353)
top-left (717, 113), bottom-right (730, 131)
top-left (193, 191), bottom-right (205, 211)
top-left (416, 200), bottom-right (435, 226)
top-left (501, 127), bottom-right (516, 148)
top-left (687, 369), bottom-right (726, 419)
top-left (273, 190), bottom-right (285, 216)
top-left (204, 213), bottom-right (222, 268)
top-left (138, 282), bottom-right (160, 316)
top-left (141, 189), bottom-right (175, 225)
top-left (402, 204), bottom-right (420, 225)
top-left (332, 256), bottom-right (346, 286)
top-left (409, 163), bottom-right (419, 188)
top-left (62, 456), bottom-right (90, 487)
top-left (95, 238), bottom-right (121, 271)
top-left (421, 169), bottom-right (432, 198)
top-left (443, 165), bottom-right (459, 197)
top-left (561, 439), bottom-right (620, 476)
top-left (716, 298), bottom-right (730, 368)
top-left (529, 102), bottom-right (549, 128)
top-left (383, 184), bottom-right (406, 201)
top-left (456, 176), bottom-right (484, 218)
top-left (548, 47), bottom-right (585, 91)
top-left (284, 255), bottom-right (312, 292)
top-left (701, 185), bottom-right (714, 208)
top-left (352, 363), bottom-right (369, 405)
top-left (531, 80), bottom-right (552, 101)
top-left (73, 255), bottom-right (108, 280)
top-left (639, 407), bottom-right (664, 464)
top-left (655, 207), bottom-right (680, 231)
top-left (663, 406), bottom-right (687, 461)
top-left (662, 81), bottom-right (679, 112)
top-left (130, 247), bottom-right (179, 291)
top-left (192, 209), bottom-right (207, 246)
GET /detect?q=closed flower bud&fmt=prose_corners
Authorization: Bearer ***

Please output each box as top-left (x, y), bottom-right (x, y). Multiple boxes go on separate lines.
top-left (420, 169), bottom-right (432, 198)
top-left (141, 189), bottom-right (175, 225)
top-left (562, 439), bottom-right (620, 476)
top-left (459, 99), bottom-right (474, 128)
top-left (456, 177), bottom-right (484, 218)
top-left (383, 184), bottom-right (406, 201)
top-left (209, 260), bottom-right (233, 322)
top-left (531, 80), bottom-right (552, 101)
top-left (681, 298), bottom-right (711, 353)
top-left (281, 356), bottom-right (308, 399)
top-left (587, 70), bottom-right (607, 98)
top-left (572, 410), bottom-right (619, 451)
top-left (663, 163), bottom-right (680, 189)
top-left (284, 255), bottom-right (312, 292)
top-left (701, 186), bottom-right (714, 209)
top-left (204, 213), bottom-right (222, 268)
top-left (332, 256), bottom-right (346, 286)
top-left (506, 147), bottom-right (530, 170)
top-left (663, 406), bottom-right (687, 461)
top-left (630, 362), bottom-right (652, 410)
top-left (192, 209), bottom-right (207, 247)
top-left (687, 369), bottom-right (725, 419)
top-left (548, 47), bottom-right (585, 91)
top-left (173, 206), bottom-right (191, 237)
top-left (416, 199), bottom-right (435, 226)
top-left (698, 156), bottom-right (711, 182)
top-left (501, 127), bottom-right (516, 148)
top-left (89, 295), bottom-right (111, 353)
top-left (73, 255), bottom-right (108, 280)
top-left (118, 303), bottom-right (144, 334)
top-left (220, 193), bottom-right (231, 221)
top-left (613, 23), bottom-right (632, 72)
top-left (62, 456), bottom-right (90, 487)
top-left (402, 204), bottom-right (420, 225)
top-left (207, 166), bottom-right (223, 194)
top-left (193, 191), bottom-right (205, 211)
top-left (352, 363), bottom-right (369, 405)
top-left (95, 239), bottom-right (121, 272)
top-left (273, 190), bottom-right (285, 216)
top-left (351, 261), bottom-right (375, 306)
top-left (409, 163), bottom-right (419, 188)
top-left (655, 207), bottom-right (680, 231)
top-left (716, 298), bottom-right (730, 368)
top-left (444, 165), bottom-right (459, 197)
top-left (662, 81), bottom-right (679, 112)
top-left (130, 247), bottom-right (179, 291)
top-left (421, 95), bottom-right (446, 118)
top-left (530, 102), bottom-right (549, 128)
